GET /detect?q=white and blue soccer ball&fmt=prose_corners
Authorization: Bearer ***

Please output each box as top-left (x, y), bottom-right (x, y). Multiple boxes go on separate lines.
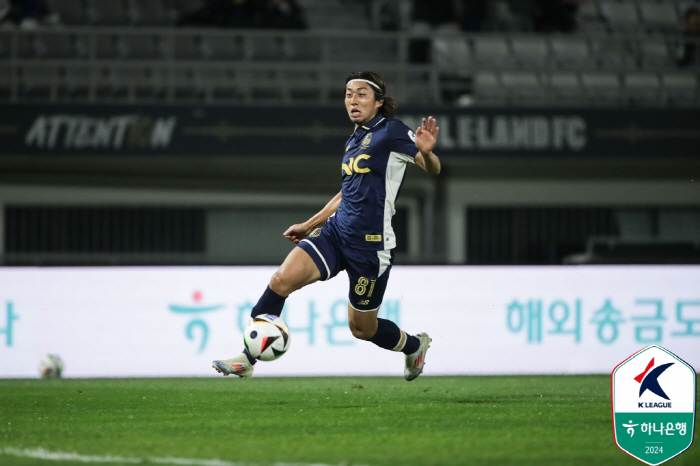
top-left (244, 314), bottom-right (291, 361)
top-left (39, 354), bottom-right (64, 379)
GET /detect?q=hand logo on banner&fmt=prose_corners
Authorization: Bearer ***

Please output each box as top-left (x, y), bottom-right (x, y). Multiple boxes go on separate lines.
top-left (169, 291), bottom-right (225, 353)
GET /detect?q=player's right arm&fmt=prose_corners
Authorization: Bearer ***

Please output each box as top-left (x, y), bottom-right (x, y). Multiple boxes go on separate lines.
top-left (283, 190), bottom-right (342, 243)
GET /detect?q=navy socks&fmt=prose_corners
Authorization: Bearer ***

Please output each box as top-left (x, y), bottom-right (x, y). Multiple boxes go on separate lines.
top-left (244, 286), bottom-right (287, 365)
top-left (251, 285), bottom-right (286, 318)
top-left (369, 318), bottom-right (420, 355)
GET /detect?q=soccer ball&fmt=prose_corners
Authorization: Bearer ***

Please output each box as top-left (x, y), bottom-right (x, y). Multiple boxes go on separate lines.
top-left (39, 354), bottom-right (64, 379)
top-left (244, 314), bottom-right (291, 361)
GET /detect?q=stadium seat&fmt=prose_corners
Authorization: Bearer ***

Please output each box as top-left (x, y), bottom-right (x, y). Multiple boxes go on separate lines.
top-left (34, 32), bottom-right (81, 59)
top-left (576, 0), bottom-right (607, 33)
top-left (325, 37), bottom-right (361, 63)
top-left (302, 0), bottom-right (369, 30)
top-left (165, 0), bottom-right (206, 16)
top-left (60, 65), bottom-right (91, 101)
top-left (201, 35), bottom-right (245, 60)
top-left (325, 35), bottom-right (396, 64)
top-left (249, 36), bottom-right (286, 61)
top-left (195, 68), bottom-right (243, 102)
top-left (550, 37), bottom-right (596, 70)
top-left (93, 65), bottom-right (156, 101)
top-left (131, 0), bottom-right (176, 26)
top-left (623, 72), bottom-right (661, 106)
top-left (170, 34), bottom-right (204, 60)
top-left (171, 67), bottom-right (203, 101)
top-left (511, 36), bottom-right (550, 70)
top-left (599, 1), bottom-right (644, 33)
top-left (638, 2), bottom-right (681, 33)
top-left (546, 72), bottom-right (587, 105)
top-left (285, 36), bottom-right (322, 61)
top-left (637, 39), bottom-right (674, 70)
top-left (501, 71), bottom-right (548, 105)
top-left (589, 37), bottom-right (635, 70)
top-left (472, 36), bottom-right (513, 70)
top-left (283, 70), bottom-right (322, 102)
top-left (249, 70), bottom-right (284, 101)
top-left (109, 65), bottom-right (166, 101)
top-left (432, 33), bottom-right (472, 70)
top-left (118, 34), bottom-right (164, 59)
top-left (18, 64), bottom-right (61, 101)
top-left (88, 0), bottom-right (131, 26)
top-left (93, 66), bottom-right (114, 100)
top-left (661, 72), bottom-right (698, 105)
top-left (94, 34), bottom-right (120, 59)
top-left (473, 71), bottom-right (506, 106)
top-left (46, 0), bottom-right (87, 25)
top-left (489, 0), bottom-right (528, 32)
top-left (365, 38), bottom-right (399, 64)
top-left (581, 71), bottom-right (622, 104)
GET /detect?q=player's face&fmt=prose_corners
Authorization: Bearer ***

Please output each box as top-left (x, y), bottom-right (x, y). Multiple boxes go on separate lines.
top-left (345, 83), bottom-right (383, 126)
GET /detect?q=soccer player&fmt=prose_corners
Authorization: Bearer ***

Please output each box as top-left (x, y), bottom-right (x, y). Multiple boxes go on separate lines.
top-left (213, 71), bottom-right (441, 381)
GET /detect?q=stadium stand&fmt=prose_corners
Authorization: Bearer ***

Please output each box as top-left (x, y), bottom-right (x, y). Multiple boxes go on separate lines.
top-left (0, 1), bottom-right (698, 267)
top-left (0, 0), bottom-right (697, 106)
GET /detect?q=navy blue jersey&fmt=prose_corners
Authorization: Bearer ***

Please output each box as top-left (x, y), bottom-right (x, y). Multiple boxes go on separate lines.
top-left (334, 114), bottom-right (418, 250)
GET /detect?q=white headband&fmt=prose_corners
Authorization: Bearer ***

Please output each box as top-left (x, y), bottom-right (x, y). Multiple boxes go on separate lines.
top-left (347, 79), bottom-right (382, 92)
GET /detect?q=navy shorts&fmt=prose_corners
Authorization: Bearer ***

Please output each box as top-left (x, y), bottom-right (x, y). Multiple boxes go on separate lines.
top-left (298, 217), bottom-right (393, 312)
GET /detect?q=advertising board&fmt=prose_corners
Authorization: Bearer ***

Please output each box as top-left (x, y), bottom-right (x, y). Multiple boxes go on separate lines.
top-left (1, 266), bottom-right (698, 377)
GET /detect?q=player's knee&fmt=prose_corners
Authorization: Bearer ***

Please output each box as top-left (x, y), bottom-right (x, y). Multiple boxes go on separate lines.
top-left (348, 321), bottom-right (375, 340)
top-left (269, 271), bottom-right (293, 297)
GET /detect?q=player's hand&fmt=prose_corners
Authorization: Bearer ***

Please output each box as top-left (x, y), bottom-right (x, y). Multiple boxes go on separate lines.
top-left (283, 223), bottom-right (311, 243)
top-left (415, 116), bottom-right (439, 156)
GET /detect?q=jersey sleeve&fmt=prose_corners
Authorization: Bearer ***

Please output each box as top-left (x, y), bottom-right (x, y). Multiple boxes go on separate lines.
top-left (386, 120), bottom-right (417, 163)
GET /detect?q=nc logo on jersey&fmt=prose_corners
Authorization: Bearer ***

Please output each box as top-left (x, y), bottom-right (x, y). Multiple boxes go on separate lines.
top-left (342, 154), bottom-right (371, 176)
top-left (361, 132), bottom-right (372, 149)
top-left (612, 345), bottom-right (696, 465)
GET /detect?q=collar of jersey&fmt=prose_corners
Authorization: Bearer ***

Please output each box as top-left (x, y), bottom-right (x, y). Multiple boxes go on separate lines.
top-left (352, 114), bottom-right (386, 135)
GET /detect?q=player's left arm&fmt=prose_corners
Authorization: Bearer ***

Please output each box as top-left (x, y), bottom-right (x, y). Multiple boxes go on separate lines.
top-left (414, 116), bottom-right (441, 175)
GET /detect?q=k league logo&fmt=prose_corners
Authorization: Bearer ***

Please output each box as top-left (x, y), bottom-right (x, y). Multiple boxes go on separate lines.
top-left (612, 345), bottom-right (696, 465)
top-left (635, 358), bottom-right (673, 405)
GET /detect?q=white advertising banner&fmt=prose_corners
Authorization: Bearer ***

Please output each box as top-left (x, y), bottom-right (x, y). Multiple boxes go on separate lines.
top-left (0, 266), bottom-right (698, 378)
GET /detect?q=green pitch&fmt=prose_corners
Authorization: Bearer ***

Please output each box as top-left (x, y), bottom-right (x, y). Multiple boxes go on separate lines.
top-left (0, 376), bottom-right (697, 466)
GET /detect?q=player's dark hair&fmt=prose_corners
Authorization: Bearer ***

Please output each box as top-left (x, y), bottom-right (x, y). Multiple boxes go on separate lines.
top-left (345, 71), bottom-right (398, 118)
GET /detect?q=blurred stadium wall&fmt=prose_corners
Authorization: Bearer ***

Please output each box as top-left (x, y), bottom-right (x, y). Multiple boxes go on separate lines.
top-left (0, 0), bottom-right (699, 267)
